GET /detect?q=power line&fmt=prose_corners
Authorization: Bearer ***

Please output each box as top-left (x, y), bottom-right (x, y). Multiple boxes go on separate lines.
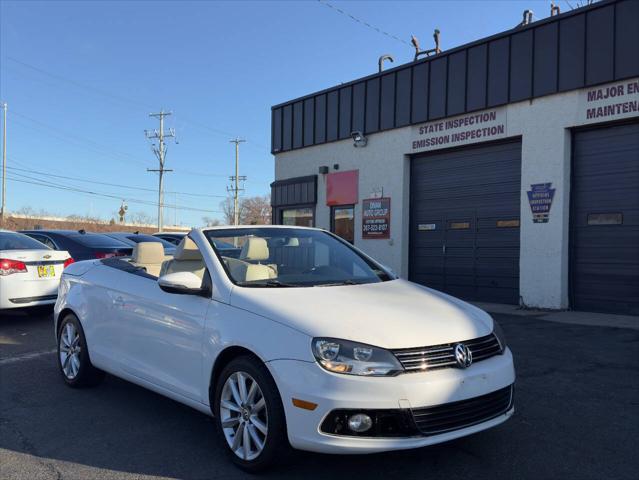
top-left (5, 56), bottom-right (153, 109)
top-left (317, 0), bottom-right (409, 46)
top-left (9, 111), bottom-right (258, 180)
top-left (173, 169), bottom-right (229, 178)
top-left (10, 109), bottom-right (152, 167)
top-left (5, 175), bottom-right (223, 214)
top-left (5, 164), bottom-right (226, 198)
top-left (4, 56), bottom-right (268, 150)
top-left (9, 115), bottom-right (242, 180)
top-left (7, 167), bottom-right (227, 215)
top-left (7, 116), bottom-right (148, 173)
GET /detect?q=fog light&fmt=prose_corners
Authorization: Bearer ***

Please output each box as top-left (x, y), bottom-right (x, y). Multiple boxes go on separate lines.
top-left (347, 413), bottom-right (373, 433)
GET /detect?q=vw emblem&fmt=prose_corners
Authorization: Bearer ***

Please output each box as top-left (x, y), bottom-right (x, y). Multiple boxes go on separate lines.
top-left (454, 343), bottom-right (473, 368)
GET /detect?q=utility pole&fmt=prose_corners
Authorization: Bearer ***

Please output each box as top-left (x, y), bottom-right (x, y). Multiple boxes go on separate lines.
top-left (145, 110), bottom-right (175, 232)
top-left (228, 137), bottom-right (246, 225)
top-left (1, 102), bottom-right (7, 224)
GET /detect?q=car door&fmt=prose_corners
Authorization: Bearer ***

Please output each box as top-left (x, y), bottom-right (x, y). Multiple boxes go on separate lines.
top-left (108, 267), bottom-right (210, 402)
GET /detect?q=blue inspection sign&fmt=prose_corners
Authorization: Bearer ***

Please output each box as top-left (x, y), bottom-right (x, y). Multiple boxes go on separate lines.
top-left (527, 183), bottom-right (555, 223)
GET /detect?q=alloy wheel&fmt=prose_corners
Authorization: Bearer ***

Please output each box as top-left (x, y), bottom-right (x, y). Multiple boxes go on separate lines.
top-left (220, 371), bottom-right (268, 461)
top-left (59, 322), bottom-right (81, 379)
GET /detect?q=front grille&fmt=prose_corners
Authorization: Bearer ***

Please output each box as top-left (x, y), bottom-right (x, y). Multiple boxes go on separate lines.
top-left (412, 385), bottom-right (514, 436)
top-left (392, 333), bottom-right (502, 373)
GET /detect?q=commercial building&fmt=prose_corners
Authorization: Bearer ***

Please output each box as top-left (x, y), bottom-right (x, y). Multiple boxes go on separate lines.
top-left (270, 0), bottom-right (639, 315)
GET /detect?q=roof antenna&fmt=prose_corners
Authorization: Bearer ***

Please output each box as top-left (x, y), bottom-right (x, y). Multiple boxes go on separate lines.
top-left (550, 1), bottom-right (560, 16)
top-left (378, 54), bottom-right (394, 73)
top-left (411, 29), bottom-right (441, 61)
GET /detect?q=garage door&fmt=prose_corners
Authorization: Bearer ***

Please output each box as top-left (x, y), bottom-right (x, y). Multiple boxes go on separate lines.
top-left (570, 122), bottom-right (639, 315)
top-left (409, 140), bottom-right (521, 304)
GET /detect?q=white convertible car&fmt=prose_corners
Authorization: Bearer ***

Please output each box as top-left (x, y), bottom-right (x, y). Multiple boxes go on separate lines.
top-left (55, 226), bottom-right (515, 471)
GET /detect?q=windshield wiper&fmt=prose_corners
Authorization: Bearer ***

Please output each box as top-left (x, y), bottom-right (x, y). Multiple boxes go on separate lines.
top-left (237, 279), bottom-right (301, 288)
top-left (315, 280), bottom-right (362, 287)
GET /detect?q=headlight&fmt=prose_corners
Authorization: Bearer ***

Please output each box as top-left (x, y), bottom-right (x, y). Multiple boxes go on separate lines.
top-left (312, 338), bottom-right (403, 376)
top-left (492, 320), bottom-right (507, 353)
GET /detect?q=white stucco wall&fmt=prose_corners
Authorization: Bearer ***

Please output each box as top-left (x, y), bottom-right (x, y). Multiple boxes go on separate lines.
top-left (274, 78), bottom-right (639, 309)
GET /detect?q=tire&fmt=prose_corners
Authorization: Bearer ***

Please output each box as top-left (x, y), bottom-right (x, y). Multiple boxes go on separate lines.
top-left (57, 313), bottom-right (105, 388)
top-left (213, 355), bottom-right (289, 472)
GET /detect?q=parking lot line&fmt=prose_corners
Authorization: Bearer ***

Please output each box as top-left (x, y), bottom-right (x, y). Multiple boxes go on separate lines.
top-left (0, 349), bottom-right (56, 366)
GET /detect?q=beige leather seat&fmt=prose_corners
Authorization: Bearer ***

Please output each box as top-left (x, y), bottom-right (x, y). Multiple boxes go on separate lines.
top-left (225, 257), bottom-right (273, 283)
top-left (160, 237), bottom-right (206, 279)
top-left (239, 237), bottom-right (277, 278)
top-left (131, 242), bottom-right (165, 277)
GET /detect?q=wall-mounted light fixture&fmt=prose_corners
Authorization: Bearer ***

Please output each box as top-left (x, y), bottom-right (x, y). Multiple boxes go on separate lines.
top-left (319, 165), bottom-right (329, 174)
top-left (351, 131), bottom-right (368, 148)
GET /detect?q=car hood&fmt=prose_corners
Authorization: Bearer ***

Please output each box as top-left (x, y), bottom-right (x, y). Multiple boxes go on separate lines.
top-left (230, 279), bottom-right (494, 349)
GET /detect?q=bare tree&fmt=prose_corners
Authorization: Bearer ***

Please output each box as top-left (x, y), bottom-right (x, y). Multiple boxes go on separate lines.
top-left (129, 211), bottom-right (155, 225)
top-left (67, 213), bottom-right (102, 224)
top-left (241, 195), bottom-right (271, 225)
top-left (16, 206), bottom-right (36, 216)
top-left (202, 216), bottom-right (222, 227)
top-left (220, 197), bottom-right (246, 225)
top-left (219, 195), bottom-right (271, 225)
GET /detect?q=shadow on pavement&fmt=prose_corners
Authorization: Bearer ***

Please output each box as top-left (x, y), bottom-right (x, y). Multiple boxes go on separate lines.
top-left (1, 314), bottom-right (638, 479)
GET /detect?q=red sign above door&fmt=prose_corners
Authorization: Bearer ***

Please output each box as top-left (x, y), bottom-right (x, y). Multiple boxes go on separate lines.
top-left (326, 170), bottom-right (359, 206)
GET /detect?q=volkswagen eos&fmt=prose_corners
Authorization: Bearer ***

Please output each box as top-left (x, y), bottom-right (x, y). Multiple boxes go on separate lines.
top-left (54, 226), bottom-right (515, 471)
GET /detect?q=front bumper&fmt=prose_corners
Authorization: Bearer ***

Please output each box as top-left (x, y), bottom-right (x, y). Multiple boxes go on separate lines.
top-left (267, 348), bottom-right (515, 454)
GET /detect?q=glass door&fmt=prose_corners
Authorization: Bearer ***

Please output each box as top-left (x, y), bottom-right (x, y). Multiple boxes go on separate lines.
top-left (331, 205), bottom-right (355, 244)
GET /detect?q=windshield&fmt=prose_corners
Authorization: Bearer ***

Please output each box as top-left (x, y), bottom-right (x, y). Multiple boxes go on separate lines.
top-left (204, 228), bottom-right (391, 287)
top-left (0, 232), bottom-right (52, 251)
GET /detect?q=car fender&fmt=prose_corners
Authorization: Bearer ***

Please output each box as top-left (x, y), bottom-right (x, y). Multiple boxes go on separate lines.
top-left (54, 273), bottom-right (93, 336)
top-left (200, 300), bottom-right (314, 406)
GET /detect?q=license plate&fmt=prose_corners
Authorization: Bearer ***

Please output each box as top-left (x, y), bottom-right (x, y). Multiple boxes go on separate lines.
top-left (37, 265), bottom-right (55, 278)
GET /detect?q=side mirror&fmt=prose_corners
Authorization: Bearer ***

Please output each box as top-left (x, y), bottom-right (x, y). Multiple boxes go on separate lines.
top-left (158, 272), bottom-right (208, 296)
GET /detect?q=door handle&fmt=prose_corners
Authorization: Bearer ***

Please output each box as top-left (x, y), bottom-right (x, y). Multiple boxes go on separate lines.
top-left (113, 296), bottom-right (125, 307)
top-left (442, 244), bottom-right (446, 254)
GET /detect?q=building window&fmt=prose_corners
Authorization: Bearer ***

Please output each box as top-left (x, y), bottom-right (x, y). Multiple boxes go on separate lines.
top-left (331, 205), bottom-right (355, 244)
top-left (281, 207), bottom-right (314, 227)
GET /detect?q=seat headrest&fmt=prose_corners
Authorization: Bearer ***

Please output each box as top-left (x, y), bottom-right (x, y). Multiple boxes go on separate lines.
top-left (174, 237), bottom-right (203, 261)
top-left (133, 242), bottom-right (165, 264)
top-left (285, 237), bottom-right (299, 247)
top-left (240, 237), bottom-right (269, 261)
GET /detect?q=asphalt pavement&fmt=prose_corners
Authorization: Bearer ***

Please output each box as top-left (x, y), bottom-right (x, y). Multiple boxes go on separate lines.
top-left (1, 308), bottom-right (638, 480)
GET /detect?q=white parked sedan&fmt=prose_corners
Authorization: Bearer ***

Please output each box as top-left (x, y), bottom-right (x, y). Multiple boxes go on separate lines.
top-left (0, 230), bottom-right (73, 310)
top-left (54, 226), bottom-right (515, 471)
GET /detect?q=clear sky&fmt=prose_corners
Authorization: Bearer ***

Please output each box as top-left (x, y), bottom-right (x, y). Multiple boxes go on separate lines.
top-left (0, 0), bottom-right (558, 226)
